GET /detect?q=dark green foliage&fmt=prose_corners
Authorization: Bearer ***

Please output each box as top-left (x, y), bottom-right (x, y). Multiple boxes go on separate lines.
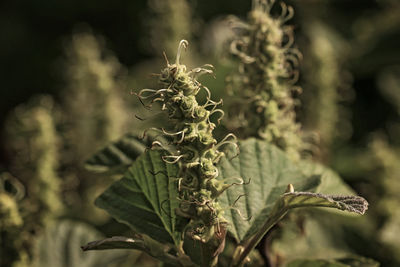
top-left (85, 133), bottom-right (161, 175)
top-left (95, 150), bottom-right (182, 246)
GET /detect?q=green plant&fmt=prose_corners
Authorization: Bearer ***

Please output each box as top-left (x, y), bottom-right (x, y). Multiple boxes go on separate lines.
top-left (61, 31), bottom-right (132, 224)
top-left (82, 36), bottom-right (368, 266)
top-left (226, 0), bottom-right (303, 161)
top-left (1, 96), bottom-right (63, 267)
top-left (2, 0), bottom-right (399, 266)
top-left (0, 32), bottom-right (132, 266)
top-left (63, 31), bottom-right (130, 162)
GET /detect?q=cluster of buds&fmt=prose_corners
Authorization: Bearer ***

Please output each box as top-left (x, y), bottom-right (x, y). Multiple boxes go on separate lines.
top-left (5, 96), bottom-right (63, 224)
top-left (137, 40), bottom-right (239, 256)
top-left (227, 0), bottom-right (303, 160)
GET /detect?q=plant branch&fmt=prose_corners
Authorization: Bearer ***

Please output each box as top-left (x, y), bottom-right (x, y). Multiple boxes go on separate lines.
top-left (231, 188), bottom-right (368, 267)
top-left (81, 236), bottom-right (183, 266)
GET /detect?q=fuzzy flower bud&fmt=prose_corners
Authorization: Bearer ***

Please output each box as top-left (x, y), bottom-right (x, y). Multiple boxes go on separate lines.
top-left (137, 40), bottom-right (238, 260)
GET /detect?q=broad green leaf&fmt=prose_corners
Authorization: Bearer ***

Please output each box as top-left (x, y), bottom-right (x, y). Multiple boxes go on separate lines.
top-left (85, 133), bottom-right (148, 174)
top-left (95, 150), bottom-right (183, 247)
top-left (298, 161), bottom-right (361, 218)
top-left (298, 161), bottom-right (354, 195)
top-left (218, 138), bottom-right (321, 243)
top-left (33, 220), bottom-right (130, 267)
top-left (82, 236), bottom-right (182, 266)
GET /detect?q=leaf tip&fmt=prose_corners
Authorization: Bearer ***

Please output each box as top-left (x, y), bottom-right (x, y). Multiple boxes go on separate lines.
top-left (334, 195), bottom-right (369, 215)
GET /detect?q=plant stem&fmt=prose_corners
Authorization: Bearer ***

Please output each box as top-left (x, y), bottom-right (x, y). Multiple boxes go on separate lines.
top-left (200, 241), bottom-right (218, 267)
top-left (231, 208), bottom-right (288, 267)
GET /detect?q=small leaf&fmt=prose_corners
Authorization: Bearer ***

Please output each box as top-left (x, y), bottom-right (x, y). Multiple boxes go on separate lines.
top-left (85, 133), bottom-right (160, 174)
top-left (218, 138), bottom-right (321, 243)
top-left (281, 192), bottom-right (368, 215)
top-left (81, 236), bottom-right (146, 251)
top-left (95, 150), bottom-right (183, 247)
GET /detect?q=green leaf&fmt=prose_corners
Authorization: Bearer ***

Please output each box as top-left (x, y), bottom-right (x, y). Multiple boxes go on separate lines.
top-left (231, 188), bottom-right (368, 267)
top-left (95, 150), bottom-right (183, 247)
top-left (85, 133), bottom-right (159, 174)
top-left (279, 192), bottom-right (368, 215)
top-left (82, 235), bottom-right (182, 266)
top-left (298, 161), bottom-right (355, 196)
top-left (33, 220), bottom-right (130, 267)
top-left (217, 139), bottom-right (368, 267)
top-left (218, 138), bottom-right (321, 243)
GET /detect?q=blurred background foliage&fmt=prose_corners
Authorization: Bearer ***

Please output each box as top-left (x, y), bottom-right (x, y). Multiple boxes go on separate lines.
top-left (1, 0), bottom-right (400, 266)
